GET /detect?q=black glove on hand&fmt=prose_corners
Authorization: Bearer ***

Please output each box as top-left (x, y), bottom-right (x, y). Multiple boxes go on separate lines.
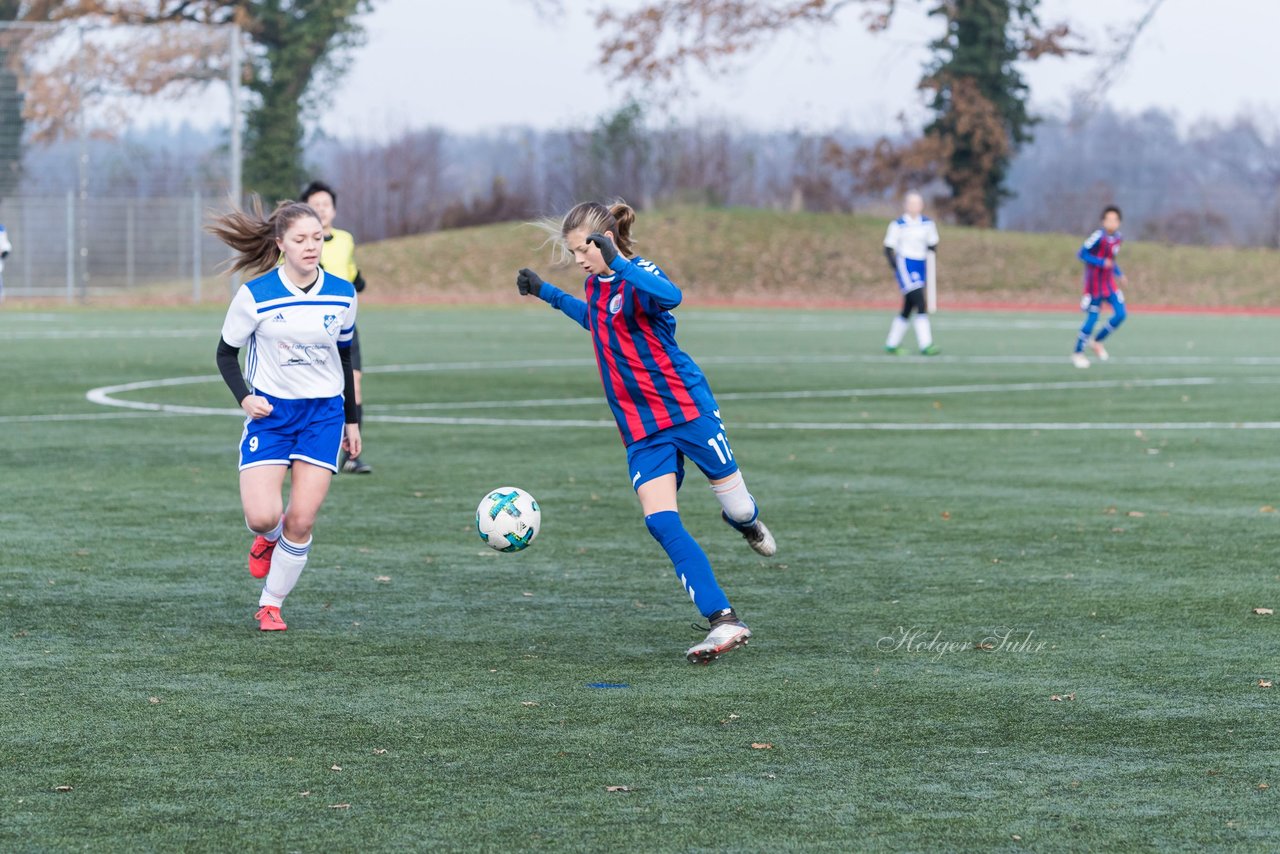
top-left (587, 232), bottom-right (618, 267)
top-left (883, 246), bottom-right (897, 271)
top-left (516, 268), bottom-right (544, 297)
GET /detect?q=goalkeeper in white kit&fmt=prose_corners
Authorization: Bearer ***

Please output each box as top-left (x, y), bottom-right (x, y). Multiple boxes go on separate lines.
top-left (882, 192), bottom-right (940, 356)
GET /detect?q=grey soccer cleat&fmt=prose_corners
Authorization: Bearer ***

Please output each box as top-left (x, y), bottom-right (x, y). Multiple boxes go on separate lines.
top-left (723, 513), bottom-right (777, 557)
top-left (686, 614), bottom-right (752, 664)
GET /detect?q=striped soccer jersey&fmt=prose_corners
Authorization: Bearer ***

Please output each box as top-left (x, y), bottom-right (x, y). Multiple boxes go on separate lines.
top-left (539, 256), bottom-right (718, 445)
top-left (220, 268), bottom-right (357, 400)
top-left (1079, 229), bottom-right (1124, 299)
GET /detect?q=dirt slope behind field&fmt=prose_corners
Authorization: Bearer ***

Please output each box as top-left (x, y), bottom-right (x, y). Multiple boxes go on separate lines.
top-left (359, 207), bottom-right (1279, 308)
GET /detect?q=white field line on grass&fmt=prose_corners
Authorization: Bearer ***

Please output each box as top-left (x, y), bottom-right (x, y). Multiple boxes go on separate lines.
top-left (68, 364), bottom-right (1280, 431)
top-left (374, 377), bottom-right (1223, 412)
top-left (0, 329), bottom-right (209, 340)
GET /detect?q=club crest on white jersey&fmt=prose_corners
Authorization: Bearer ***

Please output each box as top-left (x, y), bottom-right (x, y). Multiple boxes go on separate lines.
top-left (219, 268), bottom-right (357, 401)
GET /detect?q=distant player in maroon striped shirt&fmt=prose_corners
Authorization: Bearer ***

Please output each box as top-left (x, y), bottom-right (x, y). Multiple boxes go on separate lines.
top-left (516, 200), bottom-right (776, 663)
top-left (1072, 205), bottom-right (1128, 368)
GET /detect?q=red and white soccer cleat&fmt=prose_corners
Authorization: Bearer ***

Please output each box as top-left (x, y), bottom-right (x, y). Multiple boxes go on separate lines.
top-left (1089, 341), bottom-right (1110, 361)
top-left (255, 605), bottom-right (286, 631)
top-left (248, 536), bottom-right (276, 579)
top-left (686, 619), bottom-right (751, 664)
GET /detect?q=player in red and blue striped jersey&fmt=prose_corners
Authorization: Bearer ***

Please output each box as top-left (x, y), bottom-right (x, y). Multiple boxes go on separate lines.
top-left (1072, 206), bottom-right (1128, 369)
top-left (516, 201), bottom-right (775, 664)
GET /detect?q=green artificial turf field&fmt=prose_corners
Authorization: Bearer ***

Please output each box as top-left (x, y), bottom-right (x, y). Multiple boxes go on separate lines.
top-left (3, 304), bottom-right (1278, 852)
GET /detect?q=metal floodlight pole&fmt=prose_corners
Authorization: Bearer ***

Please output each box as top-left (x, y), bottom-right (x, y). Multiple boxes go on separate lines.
top-left (228, 22), bottom-right (243, 293)
top-left (77, 24), bottom-right (89, 302)
top-left (193, 189), bottom-right (202, 303)
top-left (65, 190), bottom-right (74, 303)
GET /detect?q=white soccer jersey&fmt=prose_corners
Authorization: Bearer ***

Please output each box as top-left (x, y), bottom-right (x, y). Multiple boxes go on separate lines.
top-left (0, 227), bottom-right (11, 273)
top-left (220, 267), bottom-right (357, 400)
top-left (884, 214), bottom-right (940, 261)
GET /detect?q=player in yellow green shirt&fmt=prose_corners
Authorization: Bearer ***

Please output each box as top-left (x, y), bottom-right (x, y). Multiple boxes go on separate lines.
top-left (301, 181), bottom-right (371, 474)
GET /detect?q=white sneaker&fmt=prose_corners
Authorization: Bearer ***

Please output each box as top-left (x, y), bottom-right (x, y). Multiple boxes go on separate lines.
top-left (1089, 341), bottom-right (1110, 361)
top-left (1071, 352), bottom-right (1090, 369)
top-left (686, 619), bottom-right (751, 664)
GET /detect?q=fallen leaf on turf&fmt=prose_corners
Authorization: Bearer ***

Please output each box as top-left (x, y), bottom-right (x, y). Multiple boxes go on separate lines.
top-left (1207, 770), bottom-right (1221, 777)
top-left (751, 743), bottom-right (773, 750)
top-left (1259, 783), bottom-right (1270, 790)
top-left (148, 697), bottom-right (161, 705)
top-left (975, 641), bottom-right (995, 651)
top-left (1262, 506), bottom-right (1276, 513)
top-left (375, 576), bottom-right (391, 583)
top-left (299, 791), bottom-right (311, 797)
top-left (1012, 835), bottom-right (1022, 842)
top-left (1050, 693), bottom-right (1075, 702)
top-left (1134, 430), bottom-right (1147, 440)
top-left (604, 785), bottom-right (630, 793)
top-left (521, 701), bottom-right (539, 707)
top-left (1126, 511), bottom-right (1145, 518)
top-left (1104, 506), bottom-right (1117, 515)
top-left (1253, 608), bottom-right (1274, 615)
top-left (328, 803), bottom-right (350, 809)
top-left (372, 748), bottom-right (388, 755)
top-left (941, 511), bottom-right (951, 520)
top-left (330, 765), bottom-right (342, 771)
top-left (1258, 680), bottom-right (1273, 689)
top-left (764, 773), bottom-right (776, 779)
top-left (53, 786), bottom-right (73, 793)
top-left (522, 592), bottom-right (534, 597)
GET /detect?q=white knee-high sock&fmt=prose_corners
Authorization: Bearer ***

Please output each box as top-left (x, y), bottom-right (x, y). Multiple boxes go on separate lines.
top-left (259, 535), bottom-right (311, 607)
top-left (886, 316), bottom-right (910, 347)
top-left (912, 314), bottom-right (933, 349)
top-left (711, 471), bottom-right (758, 528)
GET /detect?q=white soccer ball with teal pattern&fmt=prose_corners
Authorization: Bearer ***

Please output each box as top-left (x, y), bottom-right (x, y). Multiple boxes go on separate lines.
top-left (475, 487), bottom-right (541, 552)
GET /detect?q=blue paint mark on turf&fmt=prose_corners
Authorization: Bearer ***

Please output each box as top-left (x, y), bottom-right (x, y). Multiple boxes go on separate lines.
top-left (586, 683), bottom-right (629, 689)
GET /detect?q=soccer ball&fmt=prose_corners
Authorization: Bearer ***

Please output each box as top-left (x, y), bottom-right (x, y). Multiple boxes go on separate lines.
top-left (475, 487), bottom-right (541, 552)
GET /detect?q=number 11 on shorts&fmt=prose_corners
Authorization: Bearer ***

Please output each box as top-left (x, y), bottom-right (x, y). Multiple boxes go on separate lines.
top-left (707, 432), bottom-right (734, 465)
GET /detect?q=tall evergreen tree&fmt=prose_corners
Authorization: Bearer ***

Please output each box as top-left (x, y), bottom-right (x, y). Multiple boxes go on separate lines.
top-left (598, 0), bottom-right (1081, 226)
top-left (922, 0), bottom-right (1041, 225)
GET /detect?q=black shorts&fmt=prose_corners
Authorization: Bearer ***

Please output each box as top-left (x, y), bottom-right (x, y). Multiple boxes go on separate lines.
top-left (350, 325), bottom-right (362, 372)
top-left (900, 289), bottom-right (927, 318)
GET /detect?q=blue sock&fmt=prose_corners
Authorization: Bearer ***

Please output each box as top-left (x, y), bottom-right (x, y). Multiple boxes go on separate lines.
top-left (1076, 308), bottom-right (1100, 352)
top-left (645, 510), bottom-right (731, 619)
top-left (1095, 301), bottom-right (1126, 342)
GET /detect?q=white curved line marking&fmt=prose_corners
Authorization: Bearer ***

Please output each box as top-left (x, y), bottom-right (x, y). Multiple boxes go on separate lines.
top-left (79, 362), bottom-right (1280, 431)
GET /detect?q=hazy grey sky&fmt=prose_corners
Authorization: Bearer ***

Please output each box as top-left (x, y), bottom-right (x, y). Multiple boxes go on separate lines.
top-left (319, 0), bottom-right (1276, 138)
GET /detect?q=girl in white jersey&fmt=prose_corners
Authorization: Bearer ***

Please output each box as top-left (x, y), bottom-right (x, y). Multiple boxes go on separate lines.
top-left (882, 192), bottom-right (940, 356)
top-left (209, 199), bottom-right (360, 631)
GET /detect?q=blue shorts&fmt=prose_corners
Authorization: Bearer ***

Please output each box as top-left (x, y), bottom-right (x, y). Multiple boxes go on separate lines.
top-left (625, 411), bottom-right (740, 492)
top-left (239, 392), bottom-right (344, 473)
top-left (895, 257), bottom-right (927, 292)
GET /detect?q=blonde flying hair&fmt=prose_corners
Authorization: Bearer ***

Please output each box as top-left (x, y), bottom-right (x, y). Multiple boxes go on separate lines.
top-left (538, 199), bottom-right (637, 264)
top-left (207, 196), bottom-right (322, 276)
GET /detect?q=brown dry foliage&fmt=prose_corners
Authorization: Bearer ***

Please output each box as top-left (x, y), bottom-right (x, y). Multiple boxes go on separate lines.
top-left (597, 0), bottom-right (892, 82)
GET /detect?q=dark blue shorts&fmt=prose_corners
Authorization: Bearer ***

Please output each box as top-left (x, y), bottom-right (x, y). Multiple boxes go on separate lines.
top-left (625, 411), bottom-right (740, 492)
top-left (239, 392), bottom-right (344, 473)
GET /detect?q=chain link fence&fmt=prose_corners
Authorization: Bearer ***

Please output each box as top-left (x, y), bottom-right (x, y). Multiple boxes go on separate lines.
top-left (0, 194), bottom-right (231, 302)
top-left (0, 19), bottom-right (240, 303)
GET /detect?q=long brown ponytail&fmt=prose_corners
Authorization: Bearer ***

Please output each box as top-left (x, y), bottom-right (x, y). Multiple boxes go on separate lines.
top-left (560, 199), bottom-right (637, 256)
top-left (207, 197), bottom-right (321, 276)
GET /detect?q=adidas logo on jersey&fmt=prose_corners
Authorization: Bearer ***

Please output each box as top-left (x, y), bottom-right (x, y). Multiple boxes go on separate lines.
top-left (270, 312), bottom-right (287, 323)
